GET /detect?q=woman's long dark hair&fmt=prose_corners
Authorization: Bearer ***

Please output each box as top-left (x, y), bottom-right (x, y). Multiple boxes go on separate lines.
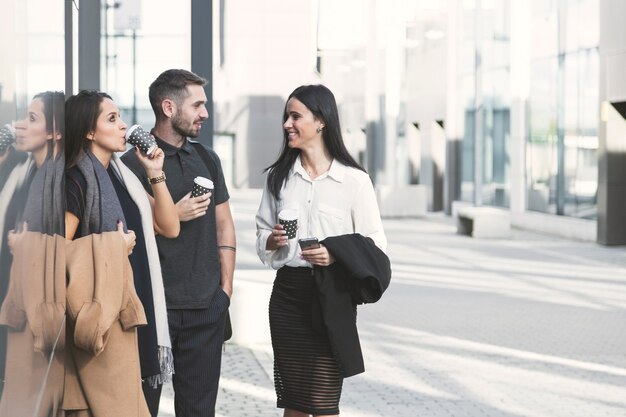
top-left (34, 91), bottom-right (65, 137)
top-left (33, 91), bottom-right (65, 159)
top-left (65, 90), bottom-right (112, 168)
top-left (264, 84), bottom-right (365, 201)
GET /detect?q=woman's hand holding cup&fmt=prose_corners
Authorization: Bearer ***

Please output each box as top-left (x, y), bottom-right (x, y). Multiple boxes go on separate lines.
top-left (135, 146), bottom-right (165, 179)
top-left (267, 209), bottom-right (298, 250)
top-left (266, 224), bottom-right (288, 250)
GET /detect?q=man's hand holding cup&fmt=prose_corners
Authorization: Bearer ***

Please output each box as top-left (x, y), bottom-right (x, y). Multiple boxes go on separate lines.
top-left (176, 176), bottom-right (213, 222)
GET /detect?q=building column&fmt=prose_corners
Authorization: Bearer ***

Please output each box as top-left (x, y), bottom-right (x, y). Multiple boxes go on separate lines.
top-left (191, 0), bottom-right (213, 147)
top-left (78, 0), bottom-right (100, 91)
top-left (508, 0), bottom-right (530, 215)
top-left (382, 5), bottom-right (403, 186)
top-left (364, 0), bottom-right (383, 183)
top-left (444, 0), bottom-right (460, 214)
top-left (472, 6), bottom-right (483, 207)
top-left (597, 0), bottom-right (626, 245)
top-left (65, 0), bottom-right (74, 96)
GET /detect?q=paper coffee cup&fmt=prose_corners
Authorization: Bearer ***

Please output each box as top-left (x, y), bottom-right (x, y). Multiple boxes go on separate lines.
top-left (278, 209), bottom-right (298, 239)
top-left (192, 176), bottom-right (214, 197)
top-left (126, 124), bottom-right (157, 155)
top-left (0, 124), bottom-right (15, 154)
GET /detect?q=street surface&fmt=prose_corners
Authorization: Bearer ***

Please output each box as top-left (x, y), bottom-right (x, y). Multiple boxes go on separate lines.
top-left (159, 189), bottom-right (626, 417)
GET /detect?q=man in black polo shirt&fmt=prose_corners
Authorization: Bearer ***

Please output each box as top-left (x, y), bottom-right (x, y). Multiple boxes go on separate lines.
top-left (122, 69), bottom-right (235, 417)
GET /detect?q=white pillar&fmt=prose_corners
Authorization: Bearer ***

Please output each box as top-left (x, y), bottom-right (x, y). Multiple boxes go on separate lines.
top-left (382, 5), bottom-right (404, 186)
top-left (597, 0), bottom-right (626, 244)
top-left (444, 0), bottom-right (460, 213)
top-left (509, 0), bottom-right (530, 214)
top-left (364, 0), bottom-right (381, 181)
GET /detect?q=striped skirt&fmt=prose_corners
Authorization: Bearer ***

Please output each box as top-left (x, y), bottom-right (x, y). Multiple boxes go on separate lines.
top-left (269, 266), bottom-right (343, 415)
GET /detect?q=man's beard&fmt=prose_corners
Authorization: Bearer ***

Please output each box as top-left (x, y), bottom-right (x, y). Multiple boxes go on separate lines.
top-left (172, 113), bottom-right (200, 138)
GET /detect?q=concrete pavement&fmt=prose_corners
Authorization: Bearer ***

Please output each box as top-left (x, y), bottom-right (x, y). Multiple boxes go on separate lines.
top-left (159, 189), bottom-right (626, 417)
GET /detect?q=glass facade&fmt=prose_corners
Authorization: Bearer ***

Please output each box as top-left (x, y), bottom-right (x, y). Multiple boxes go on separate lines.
top-left (478, 0), bottom-right (511, 207)
top-left (458, 0), bottom-right (511, 208)
top-left (0, 1), bottom-right (67, 414)
top-left (459, 3), bottom-right (477, 203)
top-left (102, 0), bottom-right (191, 129)
top-left (528, 0), bottom-right (599, 219)
top-left (456, 0), bottom-right (598, 219)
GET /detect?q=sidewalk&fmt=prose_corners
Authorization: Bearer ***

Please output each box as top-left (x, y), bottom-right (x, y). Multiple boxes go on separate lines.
top-left (159, 189), bottom-right (626, 417)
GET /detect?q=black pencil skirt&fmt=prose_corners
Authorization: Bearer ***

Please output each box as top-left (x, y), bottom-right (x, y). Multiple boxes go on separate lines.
top-left (269, 266), bottom-right (343, 415)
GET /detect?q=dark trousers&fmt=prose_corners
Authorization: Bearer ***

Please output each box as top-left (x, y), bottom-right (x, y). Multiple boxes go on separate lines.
top-left (167, 289), bottom-right (230, 417)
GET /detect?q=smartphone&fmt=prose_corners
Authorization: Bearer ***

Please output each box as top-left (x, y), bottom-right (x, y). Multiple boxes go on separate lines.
top-left (298, 237), bottom-right (320, 250)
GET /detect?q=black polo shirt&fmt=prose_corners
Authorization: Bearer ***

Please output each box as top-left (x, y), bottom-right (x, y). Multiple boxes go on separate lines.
top-left (121, 135), bottom-right (229, 309)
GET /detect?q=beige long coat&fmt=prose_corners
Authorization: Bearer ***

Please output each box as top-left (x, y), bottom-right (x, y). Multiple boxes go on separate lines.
top-left (63, 231), bottom-right (149, 417)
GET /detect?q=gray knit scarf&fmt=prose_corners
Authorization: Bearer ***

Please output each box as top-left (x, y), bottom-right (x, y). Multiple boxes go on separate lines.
top-left (75, 150), bottom-right (126, 236)
top-left (22, 153), bottom-right (64, 235)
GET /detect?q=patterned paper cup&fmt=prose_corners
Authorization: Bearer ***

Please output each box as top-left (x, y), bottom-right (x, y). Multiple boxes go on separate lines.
top-left (126, 124), bottom-right (157, 155)
top-left (192, 176), bottom-right (214, 197)
top-left (278, 209), bottom-right (298, 239)
top-left (0, 124), bottom-right (15, 154)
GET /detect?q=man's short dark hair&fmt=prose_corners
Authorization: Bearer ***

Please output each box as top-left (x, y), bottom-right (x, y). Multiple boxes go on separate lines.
top-left (149, 69), bottom-right (207, 120)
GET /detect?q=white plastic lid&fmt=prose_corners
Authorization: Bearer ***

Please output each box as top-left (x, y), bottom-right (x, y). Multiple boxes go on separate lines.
top-left (194, 176), bottom-right (214, 189)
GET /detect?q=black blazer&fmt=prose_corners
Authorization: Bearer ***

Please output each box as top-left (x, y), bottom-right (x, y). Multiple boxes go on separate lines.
top-left (314, 234), bottom-right (391, 378)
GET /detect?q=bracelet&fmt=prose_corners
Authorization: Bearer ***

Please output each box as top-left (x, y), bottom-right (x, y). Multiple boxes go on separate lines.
top-left (218, 245), bottom-right (236, 252)
top-left (149, 171), bottom-right (166, 184)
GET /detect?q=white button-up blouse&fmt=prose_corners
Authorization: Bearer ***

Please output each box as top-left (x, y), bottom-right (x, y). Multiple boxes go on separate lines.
top-left (255, 156), bottom-right (387, 269)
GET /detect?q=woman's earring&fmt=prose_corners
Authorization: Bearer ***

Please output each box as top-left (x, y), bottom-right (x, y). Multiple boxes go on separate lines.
top-left (316, 127), bottom-right (322, 133)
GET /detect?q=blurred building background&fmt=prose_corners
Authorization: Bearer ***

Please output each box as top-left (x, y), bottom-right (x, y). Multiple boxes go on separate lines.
top-left (1, 0), bottom-right (625, 245)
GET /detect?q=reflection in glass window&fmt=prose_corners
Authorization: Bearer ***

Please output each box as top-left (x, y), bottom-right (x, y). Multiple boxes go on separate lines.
top-left (103, 0), bottom-right (191, 128)
top-left (528, 0), bottom-right (598, 219)
top-left (528, 56), bottom-right (559, 214)
top-left (458, 0), bottom-right (511, 207)
top-left (0, 1), bottom-right (66, 415)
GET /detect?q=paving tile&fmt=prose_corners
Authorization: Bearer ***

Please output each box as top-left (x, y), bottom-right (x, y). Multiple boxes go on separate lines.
top-left (158, 190), bottom-right (626, 417)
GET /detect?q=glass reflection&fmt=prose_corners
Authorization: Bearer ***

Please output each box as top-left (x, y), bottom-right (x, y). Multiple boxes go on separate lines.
top-left (0, 0), bottom-right (66, 416)
top-left (528, 0), bottom-right (599, 218)
top-left (0, 92), bottom-right (65, 417)
top-left (480, 1), bottom-right (510, 208)
top-left (459, 0), bottom-right (511, 207)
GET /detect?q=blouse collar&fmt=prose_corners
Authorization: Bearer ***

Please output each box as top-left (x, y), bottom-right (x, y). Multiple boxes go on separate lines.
top-left (291, 155), bottom-right (346, 183)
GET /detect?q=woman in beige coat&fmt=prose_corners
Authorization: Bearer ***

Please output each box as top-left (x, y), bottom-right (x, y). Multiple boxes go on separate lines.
top-left (64, 90), bottom-right (179, 417)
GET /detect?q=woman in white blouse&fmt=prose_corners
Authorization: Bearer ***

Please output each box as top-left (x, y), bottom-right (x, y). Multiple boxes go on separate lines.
top-left (255, 84), bottom-right (386, 417)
